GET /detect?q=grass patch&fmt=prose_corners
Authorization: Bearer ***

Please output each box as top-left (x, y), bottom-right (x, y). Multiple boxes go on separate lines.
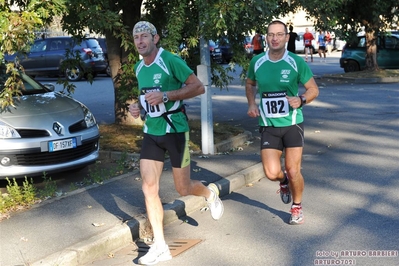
top-left (99, 120), bottom-right (245, 153)
top-left (0, 120), bottom-right (245, 220)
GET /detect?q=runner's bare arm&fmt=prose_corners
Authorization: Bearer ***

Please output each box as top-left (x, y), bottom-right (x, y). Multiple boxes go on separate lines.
top-left (166, 73), bottom-right (205, 100)
top-left (287, 77), bottom-right (319, 108)
top-left (301, 77), bottom-right (319, 104)
top-left (144, 73), bottom-right (205, 105)
top-left (245, 78), bottom-right (260, 117)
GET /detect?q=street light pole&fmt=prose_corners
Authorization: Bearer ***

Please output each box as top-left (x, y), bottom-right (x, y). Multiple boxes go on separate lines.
top-left (197, 37), bottom-right (214, 154)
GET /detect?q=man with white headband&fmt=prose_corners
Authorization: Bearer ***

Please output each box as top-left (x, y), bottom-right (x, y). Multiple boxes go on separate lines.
top-left (129, 21), bottom-right (224, 265)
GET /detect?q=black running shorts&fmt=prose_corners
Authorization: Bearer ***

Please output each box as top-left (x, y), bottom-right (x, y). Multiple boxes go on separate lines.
top-left (260, 123), bottom-right (304, 151)
top-left (140, 132), bottom-right (191, 168)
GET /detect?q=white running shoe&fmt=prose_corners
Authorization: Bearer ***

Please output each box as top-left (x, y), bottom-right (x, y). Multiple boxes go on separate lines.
top-left (289, 205), bottom-right (304, 225)
top-left (207, 183), bottom-right (224, 220)
top-left (138, 244), bottom-right (172, 265)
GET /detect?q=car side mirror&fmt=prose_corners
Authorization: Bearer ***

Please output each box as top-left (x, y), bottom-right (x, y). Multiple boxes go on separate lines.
top-left (43, 84), bottom-right (55, 91)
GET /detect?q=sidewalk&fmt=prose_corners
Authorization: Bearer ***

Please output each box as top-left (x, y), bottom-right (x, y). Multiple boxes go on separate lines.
top-left (0, 130), bottom-right (264, 266)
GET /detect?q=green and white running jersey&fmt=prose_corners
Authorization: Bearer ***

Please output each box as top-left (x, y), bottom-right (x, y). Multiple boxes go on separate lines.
top-left (247, 51), bottom-right (314, 127)
top-left (134, 48), bottom-right (193, 135)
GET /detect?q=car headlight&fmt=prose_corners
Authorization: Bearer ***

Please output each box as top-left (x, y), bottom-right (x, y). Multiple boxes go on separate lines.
top-left (0, 121), bottom-right (21, 138)
top-left (82, 105), bottom-right (97, 128)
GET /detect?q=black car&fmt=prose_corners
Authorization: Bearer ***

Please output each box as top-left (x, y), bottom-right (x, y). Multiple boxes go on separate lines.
top-left (97, 38), bottom-right (111, 77)
top-left (208, 40), bottom-right (223, 63)
top-left (216, 38), bottom-right (233, 64)
top-left (216, 36), bottom-right (256, 63)
top-left (180, 40), bottom-right (222, 64)
top-left (4, 36), bottom-right (107, 81)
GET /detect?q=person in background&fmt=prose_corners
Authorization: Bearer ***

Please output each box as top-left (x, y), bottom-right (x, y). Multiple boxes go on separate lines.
top-left (317, 30), bottom-right (327, 62)
top-left (287, 25), bottom-right (298, 53)
top-left (245, 20), bottom-right (319, 225)
top-left (303, 27), bottom-right (314, 62)
top-left (252, 29), bottom-right (265, 55)
top-left (326, 31), bottom-right (332, 54)
top-left (129, 21), bottom-right (224, 265)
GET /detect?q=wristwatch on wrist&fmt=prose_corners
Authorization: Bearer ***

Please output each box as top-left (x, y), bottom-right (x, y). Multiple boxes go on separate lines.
top-left (300, 95), bottom-right (307, 105)
top-left (162, 92), bottom-right (169, 103)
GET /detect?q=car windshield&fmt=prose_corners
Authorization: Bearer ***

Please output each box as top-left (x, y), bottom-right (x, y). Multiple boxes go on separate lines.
top-left (0, 67), bottom-right (49, 95)
top-left (209, 40), bottom-right (217, 47)
top-left (75, 38), bottom-right (101, 50)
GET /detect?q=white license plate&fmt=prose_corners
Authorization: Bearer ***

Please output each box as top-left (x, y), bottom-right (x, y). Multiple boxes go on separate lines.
top-left (215, 48), bottom-right (220, 53)
top-left (49, 138), bottom-right (77, 152)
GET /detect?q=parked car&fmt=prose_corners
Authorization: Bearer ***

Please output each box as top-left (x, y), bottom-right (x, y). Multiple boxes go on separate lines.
top-left (215, 36), bottom-right (255, 63)
top-left (216, 37), bottom-right (233, 63)
top-left (97, 38), bottom-right (111, 76)
top-left (208, 40), bottom-right (223, 63)
top-left (340, 33), bottom-right (399, 72)
top-left (244, 36), bottom-right (254, 57)
top-left (334, 37), bottom-right (346, 51)
top-left (4, 36), bottom-right (107, 81)
top-left (179, 40), bottom-right (223, 65)
top-left (0, 65), bottom-right (100, 178)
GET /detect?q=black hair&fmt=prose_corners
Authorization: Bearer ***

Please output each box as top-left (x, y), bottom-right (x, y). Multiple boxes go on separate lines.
top-left (268, 20), bottom-right (288, 34)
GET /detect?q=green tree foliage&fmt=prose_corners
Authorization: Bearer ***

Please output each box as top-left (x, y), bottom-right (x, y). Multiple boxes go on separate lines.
top-left (298, 0), bottom-right (399, 71)
top-left (62, 0), bottom-right (142, 124)
top-left (0, 0), bottom-right (66, 108)
top-left (62, 0), bottom-right (297, 124)
top-left (0, 0), bottom-right (296, 122)
top-left (9, 1), bottom-right (397, 122)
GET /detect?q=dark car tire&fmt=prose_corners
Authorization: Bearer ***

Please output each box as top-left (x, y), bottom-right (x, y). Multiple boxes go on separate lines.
top-left (65, 65), bottom-right (84, 81)
top-left (344, 60), bottom-right (360, 73)
top-left (106, 65), bottom-right (111, 77)
top-left (222, 56), bottom-right (231, 64)
top-left (84, 72), bottom-right (97, 80)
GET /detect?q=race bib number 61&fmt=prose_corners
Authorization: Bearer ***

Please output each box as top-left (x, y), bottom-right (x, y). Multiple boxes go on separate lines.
top-left (140, 87), bottom-right (167, 117)
top-left (261, 91), bottom-right (289, 118)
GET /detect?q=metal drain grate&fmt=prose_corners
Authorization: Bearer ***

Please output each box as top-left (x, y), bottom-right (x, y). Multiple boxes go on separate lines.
top-left (137, 239), bottom-right (202, 257)
top-left (168, 239), bottom-right (202, 257)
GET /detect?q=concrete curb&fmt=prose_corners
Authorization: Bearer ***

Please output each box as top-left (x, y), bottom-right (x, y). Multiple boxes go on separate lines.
top-left (320, 75), bottom-right (399, 84)
top-left (31, 131), bottom-right (262, 266)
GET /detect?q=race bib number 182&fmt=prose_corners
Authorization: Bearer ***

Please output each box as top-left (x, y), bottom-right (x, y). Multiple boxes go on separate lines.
top-left (140, 87), bottom-right (167, 117)
top-left (261, 91), bottom-right (289, 118)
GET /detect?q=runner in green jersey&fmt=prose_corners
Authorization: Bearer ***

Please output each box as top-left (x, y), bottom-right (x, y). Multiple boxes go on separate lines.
top-left (135, 47), bottom-right (193, 135)
top-left (246, 20), bottom-right (319, 225)
top-left (129, 21), bottom-right (224, 265)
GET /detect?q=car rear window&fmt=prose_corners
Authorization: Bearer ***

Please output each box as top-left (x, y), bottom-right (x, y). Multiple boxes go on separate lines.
top-left (85, 39), bottom-right (101, 49)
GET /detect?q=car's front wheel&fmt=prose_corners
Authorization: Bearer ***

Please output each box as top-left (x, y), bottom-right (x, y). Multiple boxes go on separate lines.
top-left (106, 64), bottom-right (111, 77)
top-left (65, 65), bottom-right (84, 81)
top-left (344, 60), bottom-right (360, 72)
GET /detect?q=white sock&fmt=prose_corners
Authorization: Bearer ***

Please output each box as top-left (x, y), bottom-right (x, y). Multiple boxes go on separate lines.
top-left (207, 189), bottom-right (215, 202)
top-left (154, 240), bottom-right (167, 249)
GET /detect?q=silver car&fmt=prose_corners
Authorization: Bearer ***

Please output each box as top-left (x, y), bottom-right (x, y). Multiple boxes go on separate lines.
top-left (0, 69), bottom-right (100, 179)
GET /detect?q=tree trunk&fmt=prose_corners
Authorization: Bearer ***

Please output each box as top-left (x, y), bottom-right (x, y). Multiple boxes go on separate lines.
top-left (112, 1), bottom-right (143, 125)
top-left (364, 29), bottom-right (379, 71)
